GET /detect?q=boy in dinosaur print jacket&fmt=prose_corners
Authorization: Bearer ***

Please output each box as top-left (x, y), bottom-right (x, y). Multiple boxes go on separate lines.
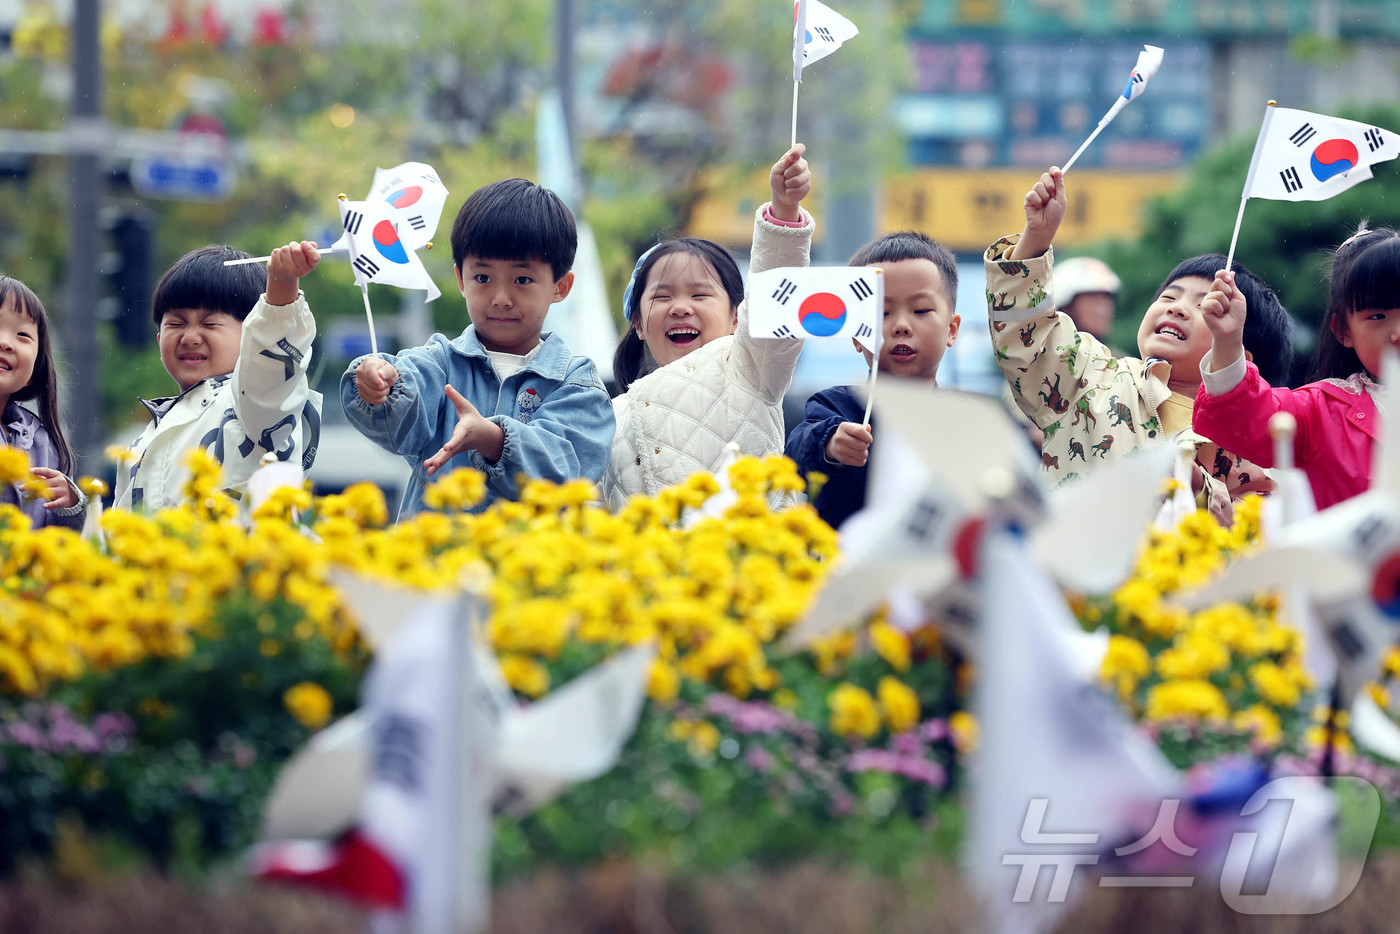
top-left (986, 168), bottom-right (1296, 522)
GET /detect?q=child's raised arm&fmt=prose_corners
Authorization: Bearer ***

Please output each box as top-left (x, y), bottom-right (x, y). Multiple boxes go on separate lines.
top-left (1200, 269), bottom-right (1248, 380)
top-left (1009, 167), bottom-right (1066, 261)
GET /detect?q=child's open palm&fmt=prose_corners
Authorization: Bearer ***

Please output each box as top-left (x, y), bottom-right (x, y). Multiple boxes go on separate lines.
top-left (424, 386), bottom-right (504, 476)
top-left (769, 144), bottom-right (811, 223)
top-left (1201, 270), bottom-right (1247, 361)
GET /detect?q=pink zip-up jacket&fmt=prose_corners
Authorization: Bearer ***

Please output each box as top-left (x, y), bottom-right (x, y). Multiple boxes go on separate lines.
top-left (1193, 359), bottom-right (1376, 510)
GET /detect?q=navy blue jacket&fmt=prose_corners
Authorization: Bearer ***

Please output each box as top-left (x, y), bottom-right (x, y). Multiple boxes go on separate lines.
top-left (784, 385), bottom-right (870, 529)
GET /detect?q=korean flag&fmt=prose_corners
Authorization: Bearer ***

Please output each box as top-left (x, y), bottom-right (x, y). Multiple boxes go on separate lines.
top-left (339, 198), bottom-right (442, 302)
top-left (748, 266), bottom-right (881, 349)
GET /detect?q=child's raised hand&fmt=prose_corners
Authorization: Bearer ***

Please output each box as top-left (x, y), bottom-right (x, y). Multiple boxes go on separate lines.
top-left (29, 468), bottom-right (78, 510)
top-left (825, 421), bottom-right (873, 467)
top-left (1010, 167), bottom-right (1066, 261)
top-left (424, 386), bottom-right (505, 475)
top-left (355, 358), bottom-right (399, 406)
top-left (1201, 269), bottom-right (1247, 364)
top-left (769, 144), bottom-right (811, 223)
top-left (267, 240), bottom-right (321, 306)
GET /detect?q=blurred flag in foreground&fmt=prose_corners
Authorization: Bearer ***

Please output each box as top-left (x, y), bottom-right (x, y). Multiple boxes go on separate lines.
top-left (748, 266), bottom-right (881, 346)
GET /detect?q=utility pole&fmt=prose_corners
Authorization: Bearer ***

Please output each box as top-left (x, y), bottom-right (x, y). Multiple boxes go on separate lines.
top-left (66, 0), bottom-right (103, 476)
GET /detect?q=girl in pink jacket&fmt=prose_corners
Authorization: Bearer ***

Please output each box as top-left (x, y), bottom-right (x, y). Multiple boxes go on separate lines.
top-left (1194, 227), bottom-right (1399, 509)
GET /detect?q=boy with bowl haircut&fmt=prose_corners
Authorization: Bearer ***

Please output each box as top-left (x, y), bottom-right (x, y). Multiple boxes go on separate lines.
top-left (785, 231), bottom-right (961, 529)
top-left (114, 242), bottom-right (323, 510)
top-left (343, 178), bottom-right (614, 517)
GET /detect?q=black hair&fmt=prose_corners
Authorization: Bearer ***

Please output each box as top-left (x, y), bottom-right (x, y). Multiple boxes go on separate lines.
top-left (848, 231), bottom-right (959, 312)
top-left (450, 178), bottom-right (577, 280)
top-left (151, 245), bottom-right (268, 327)
top-left (611, 239), bottom-right (744, 394)
top-left (1155, 254), bottom-right (1294, 387)
top-left (1, 276), bottom-right (73, 475)
top-left (1309, 227), bottom-right (1400, 382)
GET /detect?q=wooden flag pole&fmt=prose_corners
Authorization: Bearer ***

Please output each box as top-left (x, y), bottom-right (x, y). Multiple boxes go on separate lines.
top-left (361, 283), bottom-right (379, 357)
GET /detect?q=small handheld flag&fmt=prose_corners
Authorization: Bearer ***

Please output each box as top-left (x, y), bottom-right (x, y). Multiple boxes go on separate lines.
top-left (748, 266), bottom-right (881, 344)
top-left (789, 0), bottom-right (860, 146)
top-left (339, 197), bottom-right (443, 356)
top-left (1061, 44), bottom-right (1164, 174)
top-left (1226, 103), bottom-right (1400, 269)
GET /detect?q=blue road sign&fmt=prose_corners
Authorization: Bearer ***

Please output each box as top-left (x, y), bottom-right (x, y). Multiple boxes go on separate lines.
top-left (131, 155), bottom-right (236, 201)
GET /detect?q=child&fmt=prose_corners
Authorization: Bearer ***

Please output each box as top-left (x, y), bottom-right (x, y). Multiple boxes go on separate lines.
top-left (603, 145), bottom-right (813, 508)
top-left (986, 167), bottom-right (1293, 520)
top-left (0, 276), bottom-right (85, 529)
top-left (343, 178), bottom-right (614, 517)
top-left (784, 231), bottom-right (960, 528)
top-left (1195, 226), bottom-right (1398, 509)
top-left (114, 243), bottom-right (323, 510)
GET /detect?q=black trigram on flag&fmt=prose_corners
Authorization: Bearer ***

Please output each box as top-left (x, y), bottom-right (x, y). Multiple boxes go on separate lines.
top-left (1366, 128), bottom-right (1385, 152)
top-left (771, 278), bottom-right (798, 305)
top-left (771, 325), bottom-right (798, 339)
top-left (850, 277), bottom-right (874, 301)
top-left (388, 176), bottom-right (403, 187)
top-left (1329, 620), bottom-right (1367, 662)
top-left (343, 209), bottom-right (364, 235)
top-left (353, 255), bottom-right (381, 279)
top-left (1289, 123), bottom-right (1318, 146)
top-left (1280, 167), bottom-right (1303, 193)
top-left (854, 323), bottom-right (873, 341)
top-left (815, 26), bottom-right (834, 42)
top-left (407, 214), bottom-right (427, 231)
top-left (904, 497), bottom-right (943, 541)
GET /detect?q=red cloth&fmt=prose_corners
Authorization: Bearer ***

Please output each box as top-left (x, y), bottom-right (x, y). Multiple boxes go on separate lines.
top-left (1193, 361), bottom-right (1377, 510)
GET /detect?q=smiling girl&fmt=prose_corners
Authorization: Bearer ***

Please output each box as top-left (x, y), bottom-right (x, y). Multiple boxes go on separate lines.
top-left (603, 145), bottom-right (813, 508)
top-left (0, 276), bottom-right (85, 529)
top-left (1195, 226), bottom-right (1399, 509)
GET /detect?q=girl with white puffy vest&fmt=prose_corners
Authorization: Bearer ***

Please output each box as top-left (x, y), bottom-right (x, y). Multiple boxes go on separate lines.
top-left (603, 145), bottom-right (813, 508)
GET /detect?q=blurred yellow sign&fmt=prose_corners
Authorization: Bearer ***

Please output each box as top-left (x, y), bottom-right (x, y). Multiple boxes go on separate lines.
top-left (687, 168), bottom-right (1181, 254)
top-left (880, 169), bottom-right (1182, 252)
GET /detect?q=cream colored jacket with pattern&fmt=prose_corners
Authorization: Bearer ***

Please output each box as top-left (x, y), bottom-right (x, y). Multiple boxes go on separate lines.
top-left (603, 206), bottom-right (814, 509)
top-left (984, 236), bottom-right (1269, 522)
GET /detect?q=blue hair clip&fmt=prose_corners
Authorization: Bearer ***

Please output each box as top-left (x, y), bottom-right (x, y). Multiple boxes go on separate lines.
top-left (622, 243), bottom-right (664, 322)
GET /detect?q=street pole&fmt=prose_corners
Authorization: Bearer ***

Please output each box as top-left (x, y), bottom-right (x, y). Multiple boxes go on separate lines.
top-left (555, 0), bottom-right (575, 160)
top-left (66, 0), bottom-right (103, 476)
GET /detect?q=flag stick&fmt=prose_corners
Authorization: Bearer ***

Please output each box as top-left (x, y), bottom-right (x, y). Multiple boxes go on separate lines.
top-left (1226, 101), bottom-right (1278, 273)
top-left (790, 80), bottom-right (800, 149)
top-left (224, 246), bottom-right (345, 267)
top-left (861, 357), bottom-right (878, 426)
top-left (361, 284), bottom-right (379, 357)
top-left (1060, 122), bottom-right (1106, 175)
top-left (860, 268), bottom-right (885, 426)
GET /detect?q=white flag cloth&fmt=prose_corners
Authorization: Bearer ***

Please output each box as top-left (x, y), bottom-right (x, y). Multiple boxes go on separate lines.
top-left (365, 161), bottom-right (449, 253)
top-left (1118, 45), bottom-right (1164, 104)
top-left (748, 266), bottom-right (881, 344)
top-left (970, 531), bottom-right (1180, 932)
top-left (337, 198), bottom-right (442, 302)
top-left (793, 0), bottom-right (859, 78)
top-left (358, 591), bottom-right (494, 934)
top-left (330, 161), bottom-right (449, 255)
top-left (1243, 106), bottom-right (1400, 202)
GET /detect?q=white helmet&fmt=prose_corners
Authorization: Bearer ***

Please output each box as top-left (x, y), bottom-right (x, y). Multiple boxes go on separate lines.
top-left (1055, 257), bottom-right (1121, 307)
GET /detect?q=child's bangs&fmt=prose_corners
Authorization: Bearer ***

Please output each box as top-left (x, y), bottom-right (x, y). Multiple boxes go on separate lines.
top-left (646, 251), bottom-right (724, 292)
top-left (0, 276), bottom-right (47, 326)
top-left (1339, 236), bottom-right (1400, 316)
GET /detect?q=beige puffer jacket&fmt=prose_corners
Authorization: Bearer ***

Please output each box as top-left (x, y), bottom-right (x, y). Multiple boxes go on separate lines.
top-left (603, 205), bottom-right (814, 508)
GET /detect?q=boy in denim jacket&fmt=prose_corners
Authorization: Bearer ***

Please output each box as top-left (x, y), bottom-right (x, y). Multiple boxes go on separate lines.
top-left (341, 179), bottom-right (615, 516)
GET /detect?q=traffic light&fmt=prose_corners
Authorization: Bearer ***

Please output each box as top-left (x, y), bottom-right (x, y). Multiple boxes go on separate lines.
top-left (105, 210), bottom-right (155, 348)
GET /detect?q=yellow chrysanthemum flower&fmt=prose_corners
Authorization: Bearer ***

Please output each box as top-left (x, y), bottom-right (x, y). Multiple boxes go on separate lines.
top-left (283, 682), bottom-right (333, 730)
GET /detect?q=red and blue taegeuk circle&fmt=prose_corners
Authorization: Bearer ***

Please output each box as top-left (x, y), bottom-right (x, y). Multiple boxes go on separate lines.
top-left (386, 185), bottom-right (423, 209)
top-left (1371, 552), bottom-right (1400, 619)
top-left (372, 220), bottom-right (410, 264)
top-left (1310, 139), bottom-right (1360, 182)
top-left (798, 292), bottom-right (846, 337)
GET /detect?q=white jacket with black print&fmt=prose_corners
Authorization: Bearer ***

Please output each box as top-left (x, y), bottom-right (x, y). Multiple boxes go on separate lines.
top-left (114, 294), bottom-right (322, 511)
top-left (603, 205), bottom-right (813, 508)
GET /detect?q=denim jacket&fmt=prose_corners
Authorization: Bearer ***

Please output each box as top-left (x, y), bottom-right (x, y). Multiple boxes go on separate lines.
top-left (341, 327), bottom-right (615, 517)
